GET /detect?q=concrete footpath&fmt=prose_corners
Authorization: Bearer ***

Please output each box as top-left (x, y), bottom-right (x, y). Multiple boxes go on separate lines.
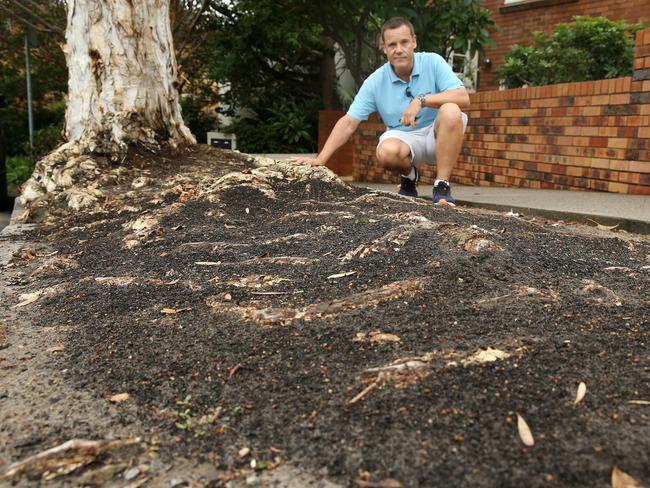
top-left (355, 182), bottom-right (650, 234)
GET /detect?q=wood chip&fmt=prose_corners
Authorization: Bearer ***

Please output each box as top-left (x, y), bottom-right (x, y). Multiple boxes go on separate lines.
top-left (108, 393), bottom-right (130, 403)
top-left (348, 380), bottom-right (379, 405)
top-left (327, 271), bottom-right (357, 279)
top-left (161, 308), bottom-right (192, 314)
top-left (195, 261), bottom-right (221, 266)
top-left (574, 382), bottom-right (587, 405)
top-left (611, 467), bottom-right (643, 488)
top-left (0, 438), bottom-right (139, 480)
top-left (516, 413), bottom-right (535, 447)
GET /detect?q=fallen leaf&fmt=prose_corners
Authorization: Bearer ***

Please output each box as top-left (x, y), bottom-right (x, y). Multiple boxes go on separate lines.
top-left (48, 345), bottom-right (65, 354)
top-left (161, 308), bottom-right (192, 314)
top-left (516, 413), bottom-right (535, 447)
top-left (108, 393), bottom-right (130, 403)
top-left (628, 400), bottom-right (650, 406)
top-left (228, 364), bottom-right (241, 379)
top-left (462, 347), bottom-right (510, 366)
top-left (327, 271), bottom-right (357, 280)
top-left (574, 382), bottom-right (587, 404)
top-left (612, 467), bottom-right (643, 488)
top-left (587, 219), bottom-right (619, 231)
top-left (238, 447), bottom-right (250, 458)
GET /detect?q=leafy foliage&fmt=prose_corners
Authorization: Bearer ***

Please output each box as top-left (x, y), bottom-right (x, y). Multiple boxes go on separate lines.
top-left (0, 19), bottom-right (67, 157)
top-left (210, 0), bottom-right (496, 152)
top-left (5, 155), bottom-right (33, 191)
top-left (497, 16), bottom-right (644, 88)
top-left (226, 98), bottom-right (318, 153)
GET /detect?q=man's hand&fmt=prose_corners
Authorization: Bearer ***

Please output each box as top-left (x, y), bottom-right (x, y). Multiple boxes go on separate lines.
top-left (288, 156), bottom-right (326, 166)
top-left (401, 99), bottom-right (421, 127)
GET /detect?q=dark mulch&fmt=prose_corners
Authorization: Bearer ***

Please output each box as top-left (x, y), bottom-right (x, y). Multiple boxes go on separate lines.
top-left (10, 146), bottom-right (650, 487)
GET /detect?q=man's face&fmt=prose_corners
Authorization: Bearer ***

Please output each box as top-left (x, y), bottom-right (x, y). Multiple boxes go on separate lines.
top-left (382, 25), bottom-right (417, 70)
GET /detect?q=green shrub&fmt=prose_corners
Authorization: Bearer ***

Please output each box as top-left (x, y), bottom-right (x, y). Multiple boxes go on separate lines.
top-left (226, 97), bottom-right (317, 154)
top-left (497, 16), bottom-right (644, 88)
top-left (5, 155), bottom-right (33, 191)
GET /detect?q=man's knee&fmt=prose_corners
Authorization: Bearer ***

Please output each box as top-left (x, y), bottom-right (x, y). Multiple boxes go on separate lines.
top-left (376, 139), bottom-right (409, 165)
top-left (436, 103), bottom-right (463, 132)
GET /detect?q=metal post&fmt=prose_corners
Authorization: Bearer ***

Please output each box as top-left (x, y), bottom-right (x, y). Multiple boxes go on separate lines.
top-left (0, 94), bottom-right (8, 211)
top-left (24, 30), bottom-right (34, 163)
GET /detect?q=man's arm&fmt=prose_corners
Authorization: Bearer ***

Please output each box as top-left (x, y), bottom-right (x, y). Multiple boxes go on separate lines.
top-left (401, 87), bottom-right (470, 127)
top-left (289, 114), bottom-right (361, 166)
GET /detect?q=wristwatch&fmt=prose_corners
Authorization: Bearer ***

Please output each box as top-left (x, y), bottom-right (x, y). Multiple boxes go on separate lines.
top-left (417, 93), bottom-right (428, 108)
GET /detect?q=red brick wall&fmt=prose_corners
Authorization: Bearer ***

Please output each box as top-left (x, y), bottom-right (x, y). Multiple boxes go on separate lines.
top-left (480, 0), bottom-right (650, 91)
top-left (350, 29), bottom-right (650, 195)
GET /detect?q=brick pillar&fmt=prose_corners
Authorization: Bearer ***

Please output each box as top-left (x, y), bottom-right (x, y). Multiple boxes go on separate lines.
top-left (318, 110), bottom-right (353, 176)
top-left (633, 29), bottom-right (650, 83)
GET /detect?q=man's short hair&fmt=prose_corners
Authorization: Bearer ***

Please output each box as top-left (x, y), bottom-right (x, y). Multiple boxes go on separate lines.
top-left (381, 17), bottom-right (415, 43)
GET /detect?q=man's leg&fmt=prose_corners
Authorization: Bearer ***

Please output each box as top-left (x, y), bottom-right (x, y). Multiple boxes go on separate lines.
top-left (376, 138), bottom-right (420, 196)
top-left (376, 138), bottom-right (412, 174)
top-left (433, 103), bottom-right (464, 181)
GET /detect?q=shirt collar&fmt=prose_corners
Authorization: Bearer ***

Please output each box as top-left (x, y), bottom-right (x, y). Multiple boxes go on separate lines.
top-left (388, 53), bottom-right (420, 84)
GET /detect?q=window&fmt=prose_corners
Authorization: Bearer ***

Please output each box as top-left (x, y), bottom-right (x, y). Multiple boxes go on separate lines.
top-left (447, 45), bottom-right (479, 93)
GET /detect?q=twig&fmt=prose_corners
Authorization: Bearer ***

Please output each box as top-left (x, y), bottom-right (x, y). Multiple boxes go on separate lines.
top-left (348, 380), bottom-right (379, 405)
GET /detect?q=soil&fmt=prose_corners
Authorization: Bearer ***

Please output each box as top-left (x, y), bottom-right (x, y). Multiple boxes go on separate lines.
top-left (1, 145), bottom-right (649, 487)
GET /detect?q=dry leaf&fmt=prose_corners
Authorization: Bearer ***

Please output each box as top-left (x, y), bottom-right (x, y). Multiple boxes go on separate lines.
top-left (612, 467), bottom-right (643, 488)
top-left (574, 382), bottom-right (587, 404)
top-left (238, 447), bottom-right (250, 458)
top-left (462, 347), bottom-right (510, 366)
top-left (48, 345), bottom-right (65, 354)
top-left (369, 331), bottom-right (401, 343)
top-left (327, 271), bottom-right (357, 279)
top-left (160, 308), bottom-right (192, 314)
top-left (587, 219), bottom-right (619, 231)
top-left (628, 400), bottom-right (650, 406)
top-left (516, 413), bottom-right (535, 447)
top-left (108, 393), bottom-right (130, 403)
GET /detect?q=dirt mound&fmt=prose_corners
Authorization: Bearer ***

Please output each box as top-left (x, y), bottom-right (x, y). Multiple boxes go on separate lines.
top-left (1, 146), bottom-right (649, 487)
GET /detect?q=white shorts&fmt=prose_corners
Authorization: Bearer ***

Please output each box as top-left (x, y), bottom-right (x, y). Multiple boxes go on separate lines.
top-left (377, 112), bottom-right (468, 166)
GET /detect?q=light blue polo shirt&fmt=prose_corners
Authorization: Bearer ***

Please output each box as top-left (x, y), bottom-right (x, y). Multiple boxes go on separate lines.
top-left (347, 52), bottom-right (463, 131)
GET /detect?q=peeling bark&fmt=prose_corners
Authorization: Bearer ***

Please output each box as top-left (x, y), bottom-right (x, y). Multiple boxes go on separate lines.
top-left (21, 0), bottom-right (195, 215)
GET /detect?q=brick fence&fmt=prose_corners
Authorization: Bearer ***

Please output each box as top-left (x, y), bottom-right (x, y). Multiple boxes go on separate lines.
top-left (349, 28), bottom-right (650, 195)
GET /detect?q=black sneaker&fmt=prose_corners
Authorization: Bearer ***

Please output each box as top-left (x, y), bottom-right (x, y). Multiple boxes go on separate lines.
top-left (398, 167), bottom-right (419, 197)
top-left (432, 180), bottom-right (456, 206)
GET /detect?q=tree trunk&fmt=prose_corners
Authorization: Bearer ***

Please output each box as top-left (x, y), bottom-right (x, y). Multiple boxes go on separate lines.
top-left (21, 0), bottom-right (195, 213)
top-left (319, 36), bottom-right (337, 110)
